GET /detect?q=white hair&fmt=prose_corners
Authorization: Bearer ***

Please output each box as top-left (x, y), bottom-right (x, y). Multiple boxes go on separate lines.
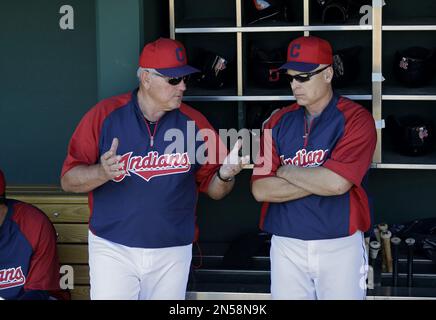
top-left (137, 67), bottom-right (160, 82)
top-left (136, 67), bottom-right (154, 82)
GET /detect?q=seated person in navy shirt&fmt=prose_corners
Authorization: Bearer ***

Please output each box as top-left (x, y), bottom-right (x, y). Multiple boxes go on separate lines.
top-left (0, 169), bottom-right (69, 300)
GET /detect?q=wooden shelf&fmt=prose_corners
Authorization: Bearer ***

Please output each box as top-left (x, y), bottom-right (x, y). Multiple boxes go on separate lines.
top-left (383, 25), bottom-right (436, 31)
top-left (382, 82), bottom-right (436, 98)
top-left (383, 95), bottom-right (436, 101)
top-left (176, 18), bottom-right (235, 29)
top-left (176, 25), bottom-right (372, 33)
top-left (171, 0), bottom-right (436, 170)
top-left (383, 18), bottom-right (436, 31)
top-left (185, 87), bottom-right (237, 97)
top-left (374, 163), bottom-right (436, 170)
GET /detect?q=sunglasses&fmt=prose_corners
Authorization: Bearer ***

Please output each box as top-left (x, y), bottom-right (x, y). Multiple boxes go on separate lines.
top-left (285, 65), bottom-right (332, 83)
top-left (148, 71), bottom-right (190, 86)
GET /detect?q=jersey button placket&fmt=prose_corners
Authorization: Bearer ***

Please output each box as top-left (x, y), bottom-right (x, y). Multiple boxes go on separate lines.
top-left (144, 118), bottom-right (158, 149)
top-left (303, 115), bottom-right (316, 149)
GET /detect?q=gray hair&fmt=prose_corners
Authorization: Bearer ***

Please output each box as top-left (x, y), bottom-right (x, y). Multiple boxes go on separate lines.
top-left (137, 67), bottom-right (158, 82)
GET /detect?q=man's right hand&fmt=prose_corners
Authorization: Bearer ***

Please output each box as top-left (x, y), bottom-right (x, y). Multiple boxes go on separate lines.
top-left (99, 138), bottom-right (125, 180)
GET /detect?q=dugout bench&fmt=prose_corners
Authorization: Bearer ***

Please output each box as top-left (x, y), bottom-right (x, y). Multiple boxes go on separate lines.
top-left (11, 188), bottom-right (90, 300)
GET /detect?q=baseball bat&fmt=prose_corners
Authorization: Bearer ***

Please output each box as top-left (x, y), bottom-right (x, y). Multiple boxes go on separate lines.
top-left (369, 241), bottom-right (381, 260)
top-left (369, 241), bottom-right (381, 288)
top-left (373, 227), bottom-right (381, 243)
top-left (391, 237), bottom-right (401, 287)
top-left (377, 223), bottom-right (388, 233)
top-left (405, 238), bottom-right (415, 287)
top-left (367, 265), bottom-right (374, 290)
top-left (378, 223), bottom-right (389, 271)
top-left (381, 230), bottom-right (393, 273)
top-left (365, 236), bottom-right (370, 260)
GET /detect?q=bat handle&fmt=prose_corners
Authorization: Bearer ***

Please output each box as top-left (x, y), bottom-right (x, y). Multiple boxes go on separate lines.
top-left (391, 237), bottom-right (401, 287)
top-left (381, 231), bottom-right (393, 273)
top-left (406, 238), bottom-right (415, 288)
top-left (369, 241), bottom-right (381, 287)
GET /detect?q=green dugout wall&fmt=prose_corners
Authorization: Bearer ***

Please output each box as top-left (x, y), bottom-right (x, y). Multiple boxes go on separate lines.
top-left (0, 0), bottom-right (167, 184)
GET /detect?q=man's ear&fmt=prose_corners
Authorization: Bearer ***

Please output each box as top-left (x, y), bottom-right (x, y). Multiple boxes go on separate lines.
top-left (140, 70), bottom-right (152, 89)
top-left (324, 66), bottom-right (334, 83)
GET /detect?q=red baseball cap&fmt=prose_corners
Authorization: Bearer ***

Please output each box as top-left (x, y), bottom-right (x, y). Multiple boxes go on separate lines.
top-left (139, 38), bottom-right (199, 78)
top-left (0, 169), bottom-right (5, 196)
top-left (280, 36), bottom-right (333, 72)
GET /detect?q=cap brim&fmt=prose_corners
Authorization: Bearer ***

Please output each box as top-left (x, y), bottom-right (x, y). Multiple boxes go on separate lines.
top-left (156, 65), bottom-right (200, 77)
top-left (279, 61), bottom-right (319, 73)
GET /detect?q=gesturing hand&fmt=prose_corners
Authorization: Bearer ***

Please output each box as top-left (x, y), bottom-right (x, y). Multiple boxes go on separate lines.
top-left (100, 138), bottom-right (125, 180)
top-left (219, 139), bottom-right (251, 180)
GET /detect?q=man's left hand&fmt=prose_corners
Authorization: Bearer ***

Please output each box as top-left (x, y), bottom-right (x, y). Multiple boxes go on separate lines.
top-left (219, 139), bottom-right (250, 180)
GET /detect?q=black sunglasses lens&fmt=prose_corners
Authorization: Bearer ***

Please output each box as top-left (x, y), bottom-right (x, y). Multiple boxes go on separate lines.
top-left (168, 77), bottom-right (182, 85)
top-left (295, 75), bottom-right (311, 82)
top-left (287, 74), bottom-right (311, 83)
top-left (286, 65), bottom-right (331, 84)
top-left (168, 75), bottom-right (190, 86)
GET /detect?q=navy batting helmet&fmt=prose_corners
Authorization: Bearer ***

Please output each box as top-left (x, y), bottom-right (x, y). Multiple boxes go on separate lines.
top-left (246, 0), bottom-right (291, 25)
top-left (387, 115), bottom-right (435, 156)
top-left (394, 47), bottom-right (436, 87)
top-left (192, 50), bottom-right (230, 89)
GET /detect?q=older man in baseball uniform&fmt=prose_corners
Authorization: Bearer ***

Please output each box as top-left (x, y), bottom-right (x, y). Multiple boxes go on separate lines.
top-left (61, 38), bottom-right (249, 300)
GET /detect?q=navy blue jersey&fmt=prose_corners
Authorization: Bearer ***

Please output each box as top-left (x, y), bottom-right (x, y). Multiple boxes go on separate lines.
top-left (0, 200), bottom-right (62, 299)
top-left (62, 89), bottom-right (226, 248)
top-left (252, 95), bottom-right (377, 240)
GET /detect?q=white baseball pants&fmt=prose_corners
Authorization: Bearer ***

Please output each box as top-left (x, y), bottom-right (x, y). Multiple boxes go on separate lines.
top-left (270, 231), bottom-right (368, 300)
top-left (88, 231), bottom-right (192, 300)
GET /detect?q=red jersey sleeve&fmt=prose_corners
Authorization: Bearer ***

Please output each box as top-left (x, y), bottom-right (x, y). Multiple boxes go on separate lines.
top-left (61, 93), bottom-right (131, 177)
top-left (12, 203), bottom-right (61, 292)
top-left (323, 103), bottom-right (377, 187)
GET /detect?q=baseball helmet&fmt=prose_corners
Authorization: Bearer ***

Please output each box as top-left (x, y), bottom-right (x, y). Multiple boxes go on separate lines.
top-left (394, 47), bottom-right (436, 87)
top-left (246, 104), bottom-right (281, 163)
top-left (246, 104), bottom-right (282, 131)
top-left (192, 50), bottom-right (230, 89)
top-left (332, 46), bottom-right (362, 88)
top-left (316, 0), bottom-right (371, 23)
top-left (245, 0), bottom-right (290, 25)
top-left (250, 44), bottom-right (288, 88)
top-left (387, 115), bottom-right (435, 156)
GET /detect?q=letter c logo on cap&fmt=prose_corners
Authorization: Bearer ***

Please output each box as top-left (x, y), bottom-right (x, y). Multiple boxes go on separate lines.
top-left (175, 48), bottom-right (185, 62)
top-left (290, 44), bottom-right (301, 58)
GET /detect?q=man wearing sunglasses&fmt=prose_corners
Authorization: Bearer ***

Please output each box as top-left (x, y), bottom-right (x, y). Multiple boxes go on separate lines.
top-left (61, 38), bottom-right (248, 299)
top-left (251, 36), bottom-right (376, 299)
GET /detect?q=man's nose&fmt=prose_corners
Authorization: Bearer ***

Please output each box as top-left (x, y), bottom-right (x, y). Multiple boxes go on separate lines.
top-left (290, 78), bottom-right (301, 89)
top-left (178, 79), bottom-right (187, 91)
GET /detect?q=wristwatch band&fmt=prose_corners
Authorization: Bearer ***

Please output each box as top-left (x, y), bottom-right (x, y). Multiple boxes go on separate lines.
top-left (217, 169), bottom-right (234, 182)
